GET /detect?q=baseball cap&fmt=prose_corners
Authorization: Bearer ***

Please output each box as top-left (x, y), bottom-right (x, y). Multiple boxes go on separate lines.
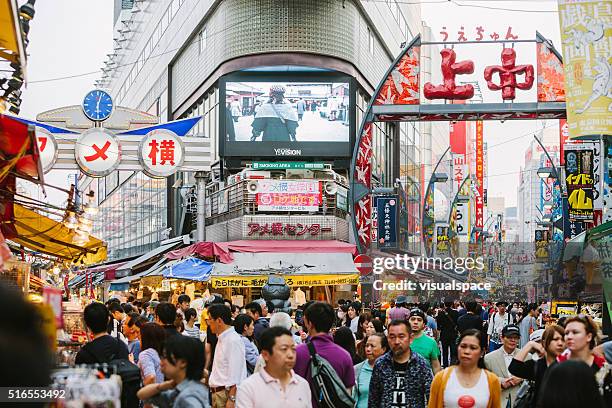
top-left (529, 329), bottom-right (545, 342)
top-left (409, 308), bottom-right (426, 320)
top-left (502, 324), bottom-right (521, 337)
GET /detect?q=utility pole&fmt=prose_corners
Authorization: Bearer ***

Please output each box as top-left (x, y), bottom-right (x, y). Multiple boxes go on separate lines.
top-left (195, 172), bottom-right (206, 242)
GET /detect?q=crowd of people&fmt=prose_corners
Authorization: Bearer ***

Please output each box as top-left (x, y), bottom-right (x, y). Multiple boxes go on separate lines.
top-left (4, 275), bottom-right (611, 408)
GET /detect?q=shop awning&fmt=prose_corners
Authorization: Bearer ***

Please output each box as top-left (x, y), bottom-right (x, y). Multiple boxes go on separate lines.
top-left (0, 0), bottom-right (26, 66)
top-left (166, 240), bottom-right (358, 262)
top-left (0, 115), bottom-right (41, 183)
top-left (210, 252), bottom-right (359, 288)
top-left (115, 242), bottom-right (180, 278)
top-left (563, 231), bottom-right (587, 262)
top-left (109, 258), bottom-right (179, 291)
top-left (162, 257), bottom-right (213, 282)
top-left (86, 260), bottom-right (129, 281)
top-left (4, 204), bottom-right (107, 265)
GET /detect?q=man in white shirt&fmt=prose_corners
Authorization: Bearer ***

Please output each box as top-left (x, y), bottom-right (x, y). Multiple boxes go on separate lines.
top-left (207, 304), bottom-right (247, 408)
top-left (236, 326), bottom-right (311, 408)
top-left (487, 300), bottom-right (514, 352)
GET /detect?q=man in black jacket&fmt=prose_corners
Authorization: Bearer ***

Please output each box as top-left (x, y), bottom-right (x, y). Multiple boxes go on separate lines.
top-left (436, 301), bottom-right (459, 367)
top-left (457, 301), bottom-right (486, 349)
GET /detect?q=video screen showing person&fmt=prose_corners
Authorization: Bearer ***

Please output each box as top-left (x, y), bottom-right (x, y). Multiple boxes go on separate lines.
top-left (225, 81), bottom-right (350, 143)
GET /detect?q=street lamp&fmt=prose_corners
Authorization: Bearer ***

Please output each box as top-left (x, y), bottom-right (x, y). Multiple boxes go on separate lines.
top-left (537, 166), bottom-right (554, 179)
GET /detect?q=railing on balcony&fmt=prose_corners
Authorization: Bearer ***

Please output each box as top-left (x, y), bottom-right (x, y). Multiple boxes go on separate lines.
top-left (191, 179), bottom-right (349, 229)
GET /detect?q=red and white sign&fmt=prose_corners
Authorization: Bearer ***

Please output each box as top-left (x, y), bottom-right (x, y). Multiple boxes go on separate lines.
top-left (475, 121), bottom-right (484, 229)
top-left (354, 254), bottom-right (373, 276)
top-left (75, 128), bottom-right (121, 177)
top-left (42, 286), bottom-right (63, 328)
top-left (257, 193), bottom-right (321, 212)
top-left (36, 127), bottom-right (58, 173)
top-left (138, 129), bottom-right (185, 178)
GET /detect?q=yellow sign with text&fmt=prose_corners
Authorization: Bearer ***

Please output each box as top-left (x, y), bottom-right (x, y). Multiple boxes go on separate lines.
top-left (558, 1), bottom-right (612, 139)
top-left (211, 274), bottom-right (359, 288)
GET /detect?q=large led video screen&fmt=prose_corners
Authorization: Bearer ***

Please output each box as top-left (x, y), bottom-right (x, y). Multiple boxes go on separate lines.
top-left (222, 80), bottom-right (352, 158)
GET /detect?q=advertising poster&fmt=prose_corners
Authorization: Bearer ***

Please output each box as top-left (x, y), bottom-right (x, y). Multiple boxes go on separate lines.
top-left (436, 225), bottom-right (450, 256)
top-left (376, 196), bottom-right (398, 249)
top-left (558, 1), bottom-right (612, 139)
top-left (535, 229), bottom-right (550, 260)
top-left (475, 121), bottom-right (484, 228)
top-left (564, 144), bottom-right (595, 221)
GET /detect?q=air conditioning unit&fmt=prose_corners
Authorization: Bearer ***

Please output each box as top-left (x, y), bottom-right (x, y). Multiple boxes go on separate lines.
top-left (246, 180), bottom-right (259, 194)
top-left (334, 173), bottom-right (348, 185)
top-left (286, 169), bottom-right (314, 179)
top-left (324, 181), bottom-right (338, 195)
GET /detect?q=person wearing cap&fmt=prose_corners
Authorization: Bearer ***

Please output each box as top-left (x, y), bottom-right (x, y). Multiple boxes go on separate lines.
top-left (408, 308), bottom-right (442, 374)
top-left (484, 324), bottom-right (523, 407)
top-left (386, 295), bottom-right (409, 325)
top-left (509, 325), bottom-right (565, 406)
top-left (251, 85), bottom-right (299, 142)
top-left (487, 301), bottom-right (515, 352)
top-left (518, 304), bottom-right (539, 348)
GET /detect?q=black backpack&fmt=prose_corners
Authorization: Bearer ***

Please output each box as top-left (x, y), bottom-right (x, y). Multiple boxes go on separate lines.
top-left (82, 338), bottom-right (141, 408)
top-left (307, 341), bottom-right (355, 408)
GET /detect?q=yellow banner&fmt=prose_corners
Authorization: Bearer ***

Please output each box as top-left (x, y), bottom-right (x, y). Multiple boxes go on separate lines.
top-left (211, 274), bottom-right (359, 289)
top-left (558, 1), bottom-right (612, 139)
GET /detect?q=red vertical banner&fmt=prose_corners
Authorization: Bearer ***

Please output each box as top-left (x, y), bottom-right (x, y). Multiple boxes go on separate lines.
top-left (355, 123), bottom-right (373, 250)
top-left (559, 119), bottom-right (569, 165)
top-left (475, 121), bottom-right (484, 229)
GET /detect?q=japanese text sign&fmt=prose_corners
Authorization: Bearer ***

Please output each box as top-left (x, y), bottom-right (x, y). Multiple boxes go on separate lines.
top-left (255, 180), bottom-right (319, 194)
top-left (138, 129), bottom-right (185, 178)
top-left (36, 127), bottom-right (58, 173)
top-left (558, 0), bottom-right (612, 139)
top-left (257, 193), bottom-right (321, 212)
top-left (211, 274), bottom-right (359, 289)
top-left (564, 143), bottom-right (595, 221)
top-left (75, 128), bottom-right (121, 177)
top-left (376, 196), bottom-right (398, 249)
top-left (475, 121), bottom-right (484, 228)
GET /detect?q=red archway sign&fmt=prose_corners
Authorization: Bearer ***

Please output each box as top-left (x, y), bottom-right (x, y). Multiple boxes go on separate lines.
top-left (350, 32), bottom-right (566, 253)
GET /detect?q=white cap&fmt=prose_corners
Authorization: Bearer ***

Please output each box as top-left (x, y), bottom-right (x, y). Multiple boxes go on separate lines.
top-left (530, 329), bottom-right (545, 342)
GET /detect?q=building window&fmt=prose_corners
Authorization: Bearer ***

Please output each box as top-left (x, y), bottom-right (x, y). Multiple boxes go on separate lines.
top-left (198, 28), bottom-right (207, 54)
top-left (368, 27), bottom-right (374, 54)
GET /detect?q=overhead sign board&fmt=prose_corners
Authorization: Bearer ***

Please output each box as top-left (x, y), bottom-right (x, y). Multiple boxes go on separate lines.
top-left (35, 127), bottom-right (58, 173)
top-left (376, 196), bottom-right (398, 249)
top-left (138, 129), bottom-right (185, 178)
top-left (74, 128), bottom-right (122, 177)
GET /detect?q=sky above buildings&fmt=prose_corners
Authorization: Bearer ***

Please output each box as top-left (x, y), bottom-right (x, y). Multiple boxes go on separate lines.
top-left (18, 0), bottom-right (563, 209)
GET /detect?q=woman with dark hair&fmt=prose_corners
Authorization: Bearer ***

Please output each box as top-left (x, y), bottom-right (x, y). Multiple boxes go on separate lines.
top-left (336, 304), bottom-right (349, 328)
top-left (233, 313), bottom-right (259, 374)
top-left (356, 313), bottom-right (371, 341)
top-left (537, 360), bottom-right (605, 408)
top-left (353, 332), bottom-right (388, 408)
top-left (509, 325), bottom-right (565, 406)
top-left (346, 302), bottom-right (361, 335)
top-left (333, 326), bottom-right (363, 365)
top-left (138, 322), bottom-right (166, 385)
top-left (428, 329), bottom-right (501, 408)
top-left (137, 336), bottom-right (210, 407)
top-left (365, 318), bottom-right (385, 336)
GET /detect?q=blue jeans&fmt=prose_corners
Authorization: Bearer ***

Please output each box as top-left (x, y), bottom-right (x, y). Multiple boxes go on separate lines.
top-left (489, 340), bottom-right (502, 352)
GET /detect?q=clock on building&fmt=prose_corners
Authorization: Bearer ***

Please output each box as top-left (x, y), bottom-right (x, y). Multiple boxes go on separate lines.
top-left (82, 89), bottom-right (114, 121)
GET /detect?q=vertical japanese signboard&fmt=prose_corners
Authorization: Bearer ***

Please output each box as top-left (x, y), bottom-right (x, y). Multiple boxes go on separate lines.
top-left (450, 121), bottom-right (468, 194)
top-left (558, 1), bottom-right (612, 139)
top-left (564, 143), bottom-right (595, 221)
top-left (475, 121), bottom-right (484, 228)
top-left (376, 196), bottom-right (398, 249)
top-left (535, 230), bottom-right (550, 260)
top-left (436, 225), bottom-right (450, 256)
top-left (455, 202), bottom-right (468, 236)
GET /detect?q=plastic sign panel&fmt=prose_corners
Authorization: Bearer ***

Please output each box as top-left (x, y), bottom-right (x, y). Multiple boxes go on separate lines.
top-left (376, 196), bottom-right (398, 249)
top-left (74, 128), bottom-right (121, 177)
top-left (252, 161), bottom-right (325, 170)
top-left (255, 180), bottom-right (319, 194)
top-left (558, 1), bottom-right (612, 139)
top-left (455, 203), bottom-right (468, 236)
top-left (35, 127), bottom-right (58, 173)
top-left (475, 121), bottom-right (484, 228)
top-left (138, 129), bottom-right (185, 178)
top-left (564, 143), bottom-right (595, 222)
top-left (256, 193), bottom-right (321, 212)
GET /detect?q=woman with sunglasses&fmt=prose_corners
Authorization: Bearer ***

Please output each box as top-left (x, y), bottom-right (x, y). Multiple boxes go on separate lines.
top-left (138, 335), bottom-right (210, 407)
top-left (428, 329), bottom-right (500, 408)
top-left (508, 325), bottom-right (565, 407)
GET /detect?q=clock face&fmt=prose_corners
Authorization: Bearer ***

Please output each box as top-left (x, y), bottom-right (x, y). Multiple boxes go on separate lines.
top-left (82, 90), bottom-right (113, 121)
